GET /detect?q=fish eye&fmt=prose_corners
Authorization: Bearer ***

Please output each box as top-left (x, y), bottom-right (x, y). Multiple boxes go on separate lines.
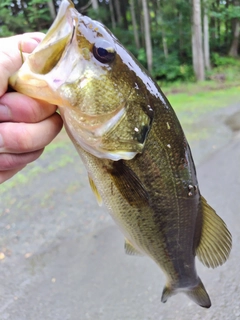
top-left (93, 39), bottom-right (115, 64)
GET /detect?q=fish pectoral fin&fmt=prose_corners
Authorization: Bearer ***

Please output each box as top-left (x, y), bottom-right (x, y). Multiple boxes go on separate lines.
top-left (196, 196), bottom-right (232, 268)
top-left (161, 278), bottom-right (211, 308)
top-left (110, 160), bottom-right (149, 207)
top-left (124, 238), bottom-right (143, 256)
top-left (88, 175), bottom-right (103, 206)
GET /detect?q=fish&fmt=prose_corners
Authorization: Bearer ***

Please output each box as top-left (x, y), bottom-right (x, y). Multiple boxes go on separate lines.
top-left (9, 0), bottom-right (232, 308)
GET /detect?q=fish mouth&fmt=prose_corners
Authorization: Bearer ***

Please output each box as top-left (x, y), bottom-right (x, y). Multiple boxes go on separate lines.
top-left (9, 0), bottom-right (79, 105)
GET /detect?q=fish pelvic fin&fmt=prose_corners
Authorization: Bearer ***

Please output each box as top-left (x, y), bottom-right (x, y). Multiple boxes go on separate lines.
top-left (88, 175), bottom-right (103, 206)
top-left (196, 196), bottom-right (232, 268)
top-left (161, 278), bottom-right (211, 308)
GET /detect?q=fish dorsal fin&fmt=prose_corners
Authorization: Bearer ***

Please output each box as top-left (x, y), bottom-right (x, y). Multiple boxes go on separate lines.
top-left (124, 238), bottom-right (143, 256)
top-left (196, 196), bottom-right (232, 268)
top-left (88, 175), bottom-right (103, 206)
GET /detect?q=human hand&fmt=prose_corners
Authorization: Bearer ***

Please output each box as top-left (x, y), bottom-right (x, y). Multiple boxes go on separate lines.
top-left (0, 33), bottom-right (63, 184)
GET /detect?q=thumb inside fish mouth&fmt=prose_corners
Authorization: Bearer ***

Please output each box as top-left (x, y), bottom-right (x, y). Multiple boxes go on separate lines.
top-left (26, 3), bottom-right (77, 75)
top-left (8, 0), bottom-right (78, 103)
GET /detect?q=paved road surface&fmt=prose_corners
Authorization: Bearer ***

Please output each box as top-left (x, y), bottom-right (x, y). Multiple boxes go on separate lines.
top-left (1, 103), bottom-right (240, 320)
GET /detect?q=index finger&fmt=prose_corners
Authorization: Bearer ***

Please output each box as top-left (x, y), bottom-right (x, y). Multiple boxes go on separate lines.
top-left (0, 32), bottom-right (45, 97)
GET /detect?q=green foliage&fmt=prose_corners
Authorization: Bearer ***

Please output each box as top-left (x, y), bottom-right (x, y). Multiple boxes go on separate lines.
top-left (212, 53), bottom-right (240, 67)
top-left (0, 0), bottom-right (53, 37)
top-left (152, 52), bottom-right (194, 82)
top-left (27, 0), bottom-right (52, 28)
top-left (87, 7), bottom-right (110, 24)
top-left (137, 48), bottom-right (147, 67)
top-left (210, 5), bottom-right (240, 20)
top-left (208, 53), bottom-right (240, 82)
top-left (113, 28), bottom-right (139, 57)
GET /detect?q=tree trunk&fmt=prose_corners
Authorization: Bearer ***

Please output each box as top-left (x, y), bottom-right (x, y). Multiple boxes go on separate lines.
top-left (203, 0), bottom-right (211, 70)
top-left (130, 0), bottom-right (140, 49)
top-left (229, 20), bottom-right (240, 57)
top-left (229, 0), bottom-right (240, 57)
top-left (157, 0), bottom-right (168, 59)
top-left (109, 0), bottom-right (116, 29)
top-left (138, 0), bottom-right (145, 48)
top-left (179, 11), bottom-right (183, 60)
top-left (192, 0), bottom-right (205, 81)
top-left (217, 0), bottom-right (220, 44)
top-left (47, 0), bottom-right (56, 21)
top-left (142, 0), bottom-right (152, 72)
top-left (120, 0), bottom-right (128, 30)
top-left (114, 0), bottom-right (122, 25)
top-left (91, 0), bottom-right (99, 10)
top-left (225, 0), bottom-right (230, 46)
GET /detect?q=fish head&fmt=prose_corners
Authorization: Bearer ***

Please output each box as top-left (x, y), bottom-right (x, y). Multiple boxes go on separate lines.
top-left (9, 0), bottom-right (154, 160)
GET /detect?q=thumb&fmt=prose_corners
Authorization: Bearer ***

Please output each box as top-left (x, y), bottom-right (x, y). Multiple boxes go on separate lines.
top-left (0, 32), bottom-right (45, 97)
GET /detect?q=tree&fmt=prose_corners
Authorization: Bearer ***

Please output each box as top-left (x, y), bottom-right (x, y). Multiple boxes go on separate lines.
top-left (203, 0), bottom-right (211, 70)
top-left (109, 0), bottom-right (116, 29)
top-left (156, 0), bottom-right (168, 59)
top-left (114, 0), bottom-right (122, 25)
top-left (142, 0), bottom-right (152, 72)
top-left (228, 0), bottom-right (240, 57)
top-left (192, 0), bottom-right (205, 81)
top-left (91, 0), bottom-right (99, 10)
top-left (47, 0), bottom-right (56, 21)
top-left (129, 0), bottom-right (140, 49)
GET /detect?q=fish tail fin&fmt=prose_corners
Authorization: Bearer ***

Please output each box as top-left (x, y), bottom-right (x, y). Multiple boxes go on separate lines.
top-left (161, 285), bottom-right (175, 304)
top-left (185, 277), bottom-right (211, 308)
top-left (161, 278), bottom-right (211, 308)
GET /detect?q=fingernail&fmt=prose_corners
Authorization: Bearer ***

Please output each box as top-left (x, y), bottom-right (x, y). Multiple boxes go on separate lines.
top-left (0, 104), bottom-right (11, 121)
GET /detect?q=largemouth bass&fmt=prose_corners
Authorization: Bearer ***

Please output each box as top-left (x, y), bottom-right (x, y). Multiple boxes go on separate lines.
top-left (9, 0), bottom-right (232, 308)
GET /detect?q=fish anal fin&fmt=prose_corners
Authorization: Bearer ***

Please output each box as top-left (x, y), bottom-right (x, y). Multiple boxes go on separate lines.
top-left (124, 238), bottom-right (143, 256)
top-left (88, 175), bottom-right (103, 206)
top-left (196, 196), bottom-right (232, 268)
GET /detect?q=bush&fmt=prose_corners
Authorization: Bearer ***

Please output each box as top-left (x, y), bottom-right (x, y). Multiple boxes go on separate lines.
top-left (151, 51), bottom-right (194, 82)
top-left (208, 52), bottom-right (240, 82)
top-left (211, 52), bottom-right (240, 67)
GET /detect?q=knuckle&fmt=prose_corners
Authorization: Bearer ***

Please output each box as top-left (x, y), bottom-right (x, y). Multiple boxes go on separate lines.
top-left (0, 154), bottom-right (19, 170)
top-left (0, 123), bottom-right (33, 153)
top-left (15, 124), bottom-right (33, 152)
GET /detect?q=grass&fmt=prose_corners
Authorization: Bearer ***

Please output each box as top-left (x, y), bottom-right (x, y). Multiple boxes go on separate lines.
top-left (164, 84), bottom-right (240, 124)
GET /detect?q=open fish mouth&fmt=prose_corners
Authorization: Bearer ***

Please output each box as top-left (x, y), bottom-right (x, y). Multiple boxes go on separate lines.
top-left (9, 0), bottom-right (79, 105)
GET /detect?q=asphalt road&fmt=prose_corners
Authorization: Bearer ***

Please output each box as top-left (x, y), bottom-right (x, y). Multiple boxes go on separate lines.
top-left (1, 103), bottom-right (240, 320)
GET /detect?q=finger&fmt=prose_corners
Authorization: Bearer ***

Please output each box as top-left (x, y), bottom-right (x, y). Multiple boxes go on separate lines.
top-left (0, 92), bottom-right (57, 123)
top-left (0, 113), bottom-right (63, 153)
top-left (0, 149), bottom-right (44, 171)
top-left (0, 166), bottom-right (26, 184)
top-left (0, 32), bottom-right (45, 97)
top-left (20, 32), bottom-right (45, 53)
